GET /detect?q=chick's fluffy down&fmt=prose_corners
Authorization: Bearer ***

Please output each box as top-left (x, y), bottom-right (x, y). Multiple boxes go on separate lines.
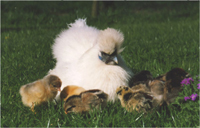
top-left (50, 19), bottom-right (133, 102)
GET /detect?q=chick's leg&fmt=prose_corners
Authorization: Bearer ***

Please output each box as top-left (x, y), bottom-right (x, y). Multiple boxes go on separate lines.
top-left (31, 102), bottom-right (36, 114)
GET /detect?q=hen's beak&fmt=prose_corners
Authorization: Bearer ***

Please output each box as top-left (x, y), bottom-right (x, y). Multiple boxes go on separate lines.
top-left (105, 56), bottom-right (118, 65)
top-left (99, 51), bottom-right (118, 65)
top-left (112, 56), bottom-right (118, 64)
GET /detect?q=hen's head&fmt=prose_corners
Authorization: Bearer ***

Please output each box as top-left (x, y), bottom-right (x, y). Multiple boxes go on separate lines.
top-left (97, 28), bottom-right (124, 65)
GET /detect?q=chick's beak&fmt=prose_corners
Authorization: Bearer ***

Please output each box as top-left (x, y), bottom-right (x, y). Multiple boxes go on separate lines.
top-left (57, 88), bottom-right (61, 91)
top-left (186, 73), bottom-right (191, 78)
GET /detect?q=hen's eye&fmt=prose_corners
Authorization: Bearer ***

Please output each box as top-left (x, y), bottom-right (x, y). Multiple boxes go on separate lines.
top-left (101, 52), bottom-right (108, 56)
top-left (53, 85), bottom-right (57, 87)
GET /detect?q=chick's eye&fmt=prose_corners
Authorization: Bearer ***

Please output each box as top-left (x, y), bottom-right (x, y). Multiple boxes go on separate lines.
top-left (53, 85), bottom-right (57, 87)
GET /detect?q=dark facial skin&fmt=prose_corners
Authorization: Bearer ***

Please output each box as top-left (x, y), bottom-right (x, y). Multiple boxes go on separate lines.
top-left (99, 50), bottom-right (118, 65)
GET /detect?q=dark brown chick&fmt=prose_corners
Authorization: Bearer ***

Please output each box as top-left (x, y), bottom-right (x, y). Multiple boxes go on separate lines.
top-left (63, 89), bottom-right (108, 114)
top-left (164, 68), bottom-right (190, 105)
top-left (19, 75), bottom-right (62, 111)
top-left (129, 70), bottom-right (153, 88)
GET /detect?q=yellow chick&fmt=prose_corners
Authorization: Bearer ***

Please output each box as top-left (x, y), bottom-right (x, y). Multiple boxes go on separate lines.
top-left (60, 85), bottom-right (86, 101)
top-left (19, 75), bottom-right (62, 111)
top-left (63, 89), bottom-right (108, 114)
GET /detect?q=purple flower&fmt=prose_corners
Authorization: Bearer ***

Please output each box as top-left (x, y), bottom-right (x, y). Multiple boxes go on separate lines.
top-left (181, 79), bottom-right (189, 86)
top-left (190, 94), bottom-right (198, 101)
top-left (188, 78), bottom-right (194, 82)
top-left (181, 78), bottom-right (194, 86)
top-left (197, 83), bottom-right (200, 89)
top-left (184, 96), bottom-right (190, 101)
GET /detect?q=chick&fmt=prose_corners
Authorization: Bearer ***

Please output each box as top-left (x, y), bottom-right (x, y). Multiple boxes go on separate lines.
top-left (154, 74), bottom-right (166, 82)
top-left (129, 70), bottom-right (153, 88)
top-left (131, 82), bottom-right (151, 93)
top-left (164, 68), bottom-right (190, 105)
top-left (116, 68), bottom-right (190, 113)
top-left (60, 85), bottom-right (85, 101)
top-left (63, 89), bottom-right (108, 114)
top-left (148, 80), bottom-right (165, 107)
top-left (116, 85), bottom-right (153, 113)
top-left (125, 70), bottom-right (165, 112)
top-left (131, 79), bottom-right (165, 108)
top-left (148, 68), bottom-right (189, 106)
top-left (19, 75), bottom-right (62, 111)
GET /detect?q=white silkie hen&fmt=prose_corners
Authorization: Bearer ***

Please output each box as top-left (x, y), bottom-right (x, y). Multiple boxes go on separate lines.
top-left (49, 19), bottom-right (133, 102)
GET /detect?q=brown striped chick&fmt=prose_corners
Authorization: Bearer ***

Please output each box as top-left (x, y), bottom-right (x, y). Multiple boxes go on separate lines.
top-left (148, 80), bottom-right (165, 107)
top-left (152, 68), bottom-right (190, 105)
top-left (19, 75), bottom-right (62, 111)
top-left (63, 89), bottom-right (108, 114)
top-left (60, 85), bottom-right (86, 101)
top-left (116, 85), bottom-right (153, 113)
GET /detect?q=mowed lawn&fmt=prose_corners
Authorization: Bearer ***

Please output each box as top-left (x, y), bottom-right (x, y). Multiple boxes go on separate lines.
top-left (1, 1), bottom-right (199, 127)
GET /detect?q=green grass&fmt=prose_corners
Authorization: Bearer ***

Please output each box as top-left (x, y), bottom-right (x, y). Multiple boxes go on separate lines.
top-left (1, 1), bottom-right (199, 127)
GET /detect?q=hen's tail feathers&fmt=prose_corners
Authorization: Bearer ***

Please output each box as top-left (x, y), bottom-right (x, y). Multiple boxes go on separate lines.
top-left (68, 18), bottom-right (87, 28)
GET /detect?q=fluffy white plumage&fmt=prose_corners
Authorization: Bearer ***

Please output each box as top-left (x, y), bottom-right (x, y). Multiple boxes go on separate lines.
top-left (49, 18), bottom-right (133, 102)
